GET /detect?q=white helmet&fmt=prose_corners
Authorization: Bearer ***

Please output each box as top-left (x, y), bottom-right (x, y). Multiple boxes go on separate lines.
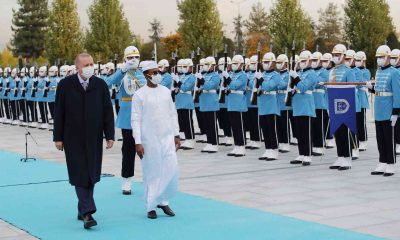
top-left (311, 52), bottom-right (322, 69)
top-left (38, 66), bottom-right (47, 77)
top-left (199, 58), bottom-right (205, 66)
top-left (345, 50), bottom-right (356, 59)
top-left (218, 57), bottom-right (232, 65)
top-left (68, 65), bottom-right (77, 75)
top-left (231, 55), bottom-right (244, 71)
top-left (11, 68), bottom-right (18, 78)
top-left (20, 67), bottom-right (28, 77)
top-left (186, 58), bottom-right (194, 67)
top-left (355, 51), bottom-right (366, 61)
top-left (203, 56), bottom-right (216, 72)
top-left (60, 65), bottom-right (68, 77)
top-left (376, 45), bottom-right (391, 57)
top-left (176, 59), bottom-right (185, 73)
top-left (48, 66), bottom-right (58, 77)
top-left (299, 50), bottom-right (312, 70)
top-left (29, 66), bottom-right (35, 77)
top-left (158, 59), bottom-right (169, 68)
top-left (390, 49), bottom-right (400, 66)
top-left (124, 46), bottom-right (140, 59)
top-left (4, 67), bottom-right (11, 77)
top-left (262, 52), bottom-right (276, 62)
top-left (245, 58), bottom-right (250, 66)
top-left (322, 53), bottom-right (333, 61)
top-left (180, 59), bottom-right (193, 74)
top-left (105, 62), bottom-right (115, 75)
top-left (332, 44), bottom-right (347, 54)
top-left (276, 54), bottom-right (288, 71)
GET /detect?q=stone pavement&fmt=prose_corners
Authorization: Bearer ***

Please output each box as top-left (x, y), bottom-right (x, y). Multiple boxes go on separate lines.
top-left (1, 119), bottom-right (400, 239)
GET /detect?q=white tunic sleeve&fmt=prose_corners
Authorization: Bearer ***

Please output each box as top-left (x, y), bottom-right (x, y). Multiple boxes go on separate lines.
top-left (131, 91), bottom-right (143, 144)
top-left (169, 92), bottom-right (180, 136)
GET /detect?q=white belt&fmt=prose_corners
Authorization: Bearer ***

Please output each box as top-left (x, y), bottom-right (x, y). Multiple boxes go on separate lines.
top-left (179, 90), bottom-right (192, 94)
top-left (203, 90), bottom-right (217, 93)
top-left (261, 91), bottom-right (277, 95)
top-left (277, 90), bottom-right (287, 94)
top-left (313, 89), bottom-right (325, 94)
top-left (375, 92), bottom-right (392, 97)
top-left (230, 90), bottom-right (244, 94)
top-left (360, 87), bottom-right (368, 92)
top-left (296, 90), bottom-right (313, 95)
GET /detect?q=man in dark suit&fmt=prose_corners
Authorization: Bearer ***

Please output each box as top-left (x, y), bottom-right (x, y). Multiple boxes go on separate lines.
top-left (53, 53), bottom-right (115, 229)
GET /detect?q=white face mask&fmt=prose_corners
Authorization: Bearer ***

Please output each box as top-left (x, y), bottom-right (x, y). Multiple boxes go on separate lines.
top-left (300, 61), bottom-right (308, 70)
top-left (131, 59), bottom-right (140, 69)
top-left (322, 62), bottom-right (330, 69)
top-left (82, 66), bottom-right (94, 79)
top-left (333, 55), bottom-right (343, 65)
top-left (11, 72), bottom-right (16, 78)
top-left (182, 67), bottom-right (188, 74)
top-left (231, 63), bottom-right (240, 71)
top-left (203, 65), bottom-right (211, 72)
top-left (60, 70), bottom-right (67, 77)
top-left (345, 59), bottom-right (353, 68)
top-left (20, 72), bottom-right (25, 77)
top-left (355, 60), bottom-right (362, 68)
top-left (276, 63), bottom-right (283, 70)
top-left (199, 66), bottom-right (204, 73)
top-left (39, 71), bottom-right (46, 77)
top-left (377, 57), bottom-right (386, 67)
top-left (249, 63), bottom-right (256, 71)
top-left (390, 58), bottom-right (399, 67)
top-left (218, 64), bottom-right (224, 72)
top-left (311, 61), bottom-right (319, 69)
top-left (177, 66), bottom-right (183, 74)
top-left (150, 74), bottom-right (162, 85)
top-left (262, 62), bottom-right (272, 71)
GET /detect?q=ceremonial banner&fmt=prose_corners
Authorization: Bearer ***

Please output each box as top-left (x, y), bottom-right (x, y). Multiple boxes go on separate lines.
top-left (327, 86), bottom-right (357, 136)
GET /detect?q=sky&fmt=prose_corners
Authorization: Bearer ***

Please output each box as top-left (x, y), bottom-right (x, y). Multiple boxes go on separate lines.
top-left (0, 0), bottom-right (399, 50)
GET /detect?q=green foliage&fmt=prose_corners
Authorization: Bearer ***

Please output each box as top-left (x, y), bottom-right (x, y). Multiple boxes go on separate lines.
top-left (315, 3), bottom-right (343, 54)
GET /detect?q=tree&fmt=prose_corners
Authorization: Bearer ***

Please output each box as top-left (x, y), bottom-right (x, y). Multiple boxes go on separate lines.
top-left (268, 0), bottom-right (313, 54)
top-left (85, 0), bottom-right (133, 62)
top-left (386, 31), bottom-right (400, 50)
top-left (245, 32), bottom-right (270, 56)
top-left (46, 0), bottom-right (83, 65)
top-left (177, 0), bottom-right (224, 56)
top-left (344, 0), bottom-right (394, 68)
top-left (0, 47), bottom-right (19, 67)
top-left (315, 2), bottom-right (343, 53)
top-left (149, 18), bottom-right (163, 43)
top-left (160, 33), bottom-right (187, 60)
top-left (233, 14), bottom-right (245, 54)
top-left (244, 2), bottom-right (269, 35)
top-left (11, 0), bottom-right (48, 61)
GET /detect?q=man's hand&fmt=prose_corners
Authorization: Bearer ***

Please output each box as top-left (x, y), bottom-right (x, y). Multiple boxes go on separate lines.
top-left (254, 71), bottom-right (262, 80)
top-left (175, 136), bottom-right (181, 152)
top-left (289, 70), bottom-right (298, 79)
top-left (106, 140), bottom-right (114, 149)
top-left (55, 141), bottom-right (64, 151)
top-left (391, 115), bottom-right (398, 127)
top-left (136, 144), bottom-right (144, 159)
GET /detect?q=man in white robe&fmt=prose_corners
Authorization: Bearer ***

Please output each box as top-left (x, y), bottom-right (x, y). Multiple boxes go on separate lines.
top-left (131, 61), bottom-right (181, 219)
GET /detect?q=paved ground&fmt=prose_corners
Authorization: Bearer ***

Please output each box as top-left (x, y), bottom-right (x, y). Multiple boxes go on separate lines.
top-left (1, 115), bottom-right (400, 239)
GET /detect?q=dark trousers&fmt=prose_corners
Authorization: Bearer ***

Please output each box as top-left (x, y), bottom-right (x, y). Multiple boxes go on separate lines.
top-left (203, 111), bottom-right (218, 145)
top-left (2, 99), bottom-right (11, 119)
top-left (260, 114), bottom-right (278, 150)
top-left (395, 119), bottom-right (400, 144)
top-left (334, 125), bottom-right (352, 158)
top-left (245, 107), bottom-right (261, 141)
top-left (376, 120), bottom-right (396, 164)
top-left (228, 111), bottom-right (246, 146)
top-left (289, 112), bottom-right (297, 140)
top-left (357, 108), bottom-right (368, 142)
top-left (0, 99), bottom-right (3, 118)
top-left (75, 183), bottom-right (96, 216)
top-left (115, 99), bottom-right (120, 115)
top-left (177, 109), bottom-right (194, 139)
top-left (277, 110), bottom-right (291, 144)
top-left (18, 100), bottom-right (28, 122)
top-left (10, 100), bottom-right (19, 120)
top-left (217, 108), bottom-right (232, 137)
top-left (295, 116), bottom-right (312, 156)
top-left (195, 107), bottom-right (206, 135)
top-left (48, 102), bottom-right (55, 120)
top-left (27, 101), bottom-right (38, 122)
top-left (38, 101), bottom-right (48, 123)
top-left (121, 129), bottom-right (136, 178)
top-left (313, 109), bottom-right (329, 148)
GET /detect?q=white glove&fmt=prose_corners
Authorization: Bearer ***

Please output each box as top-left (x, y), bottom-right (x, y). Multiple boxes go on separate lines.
top-left (121, 60), bottom-right (135, 72)
top-left (171, 73), bottom-right (180, 83)
top-left (254, 71), bottom-right (262, 80)
top-left (195, 73), bottom-right (203, 79)
top-left (289, 70), bottom-right (298, 79)
top-left (365, 81), bottom-right (373, 89)
top-left (222, 70), bottom-right (229, 79)
top-left (391, 115), bottom-right (398, 127)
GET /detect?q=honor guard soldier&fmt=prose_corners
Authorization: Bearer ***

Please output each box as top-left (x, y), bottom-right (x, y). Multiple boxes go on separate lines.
top-left (255, 52), bottom-right (280, 161)
top-left (390, 49), bottom-right (400, 155)
top-left (217, 56), bottom-right (233, 146)
top-left (355, 51), bottom-right (371, 151)
top-left (195, 58), bottom-right (207, 143)
top-left (276, 54), bottom-right (291, 153)
top-left (2, 67), bottom-right (12, 124)
top-left (368, 45), bottom-right (400, 176)
top-left (158, 59), bottom-right (173, 89)
top-left (0, 68), bottom-right (5, 123)
top-left (106, 46), bottom-right (146, 194)
top-left (47, 66), bottom-right (59, 128)
top-left (310, 52), bottom-right (329, 156)
top-left (37, 66), bottom-right (50, 129)
top-left (224, 55), bottom-right (248, 157)
top-left (175, 59), bottom-right (196, 150)
top-left (26, 67), bottom-right (38, 127)
top-left (329, 44), bottom-right (356, 170)
top-left (9, 68), bottom-right (21, 125)
top-left (289, 50), bottom-right (317, 166)
top-left (320, 53), bottom-right (335, 148)
top-left (18, 67), bottom-right (29, 126)
top-left (196, 56), bottom-right (220, 153)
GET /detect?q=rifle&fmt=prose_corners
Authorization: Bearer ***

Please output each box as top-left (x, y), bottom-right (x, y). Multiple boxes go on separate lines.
top-left (4, 68), bottom-right (11, 97)
top-left (43, 65), bottom-right (51, 98)
top-left (285, 41), bottom-right (296, 106)
top-left (193, 47), bottom-right (201, 103)
top-left (171, 50), bottom-right (179, 102)
top-left (31, 67), bottom-right (39, 98)
top-left (250, 42), bottom-right (262, 105)
top-left (218, 44), bottom-right (228, 103)
top-left (111, 55), bottom-right (118, 99)
top-left (97, 61), bottom-right (101, 77)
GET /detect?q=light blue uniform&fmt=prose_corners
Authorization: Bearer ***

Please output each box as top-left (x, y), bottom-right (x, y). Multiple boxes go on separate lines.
top-left (292, 68), bottom-right (317, 117)
top-left (358, 67), bottom-right (370, 109)
top-left (350, 67), bottom-right (362, 112)
top-left (227, 70), bottom-right (248, 112)
top-left (257, 70), bottom-right (280, 116)
top-left (9, 77), bottom-right (21, 101)
top-left (0, 77), bottom-right (4, 99)
top-left (46, 76), bottom-right (58, 102)
top-left (26, 77), bottom-right (37, 101)
top-left (199, 71), bottom-right (220, 112)
top-left (277, 70), bottom-right (291, 111)
top-left (106, 69), bottom-right (146, 129)
top-left (36, 77), bottom-right (48, 102)
top-left (327, 64), bottom-right (357, 112)
top-left (161, 72), bottom-right (173, 89)
top-left (218, 71), bottom-right (228, 109)
top-left (245, 71), bottom-right (257, 108)
top-left (374, 65), bottom-right (400, 121)
top-left (175, 73), bottom-right (195, 110)
top-left (17, 77), bottom-right (29, 99)
top-left (312, 68), bottom-right (329, 110)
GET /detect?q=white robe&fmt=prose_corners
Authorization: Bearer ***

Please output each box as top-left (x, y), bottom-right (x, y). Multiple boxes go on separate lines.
top-left (131, 84), bottom-right (180, 211)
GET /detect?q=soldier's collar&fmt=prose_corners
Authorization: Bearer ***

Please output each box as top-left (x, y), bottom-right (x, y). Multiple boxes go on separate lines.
top-left (314, 67), bottom-right (322, 71)
top-left (280, 70), bottom-right (288, 73)
top-left (380, 65), bottom-right (391, 70)
top-left (302, 68), bottom-right (312, 72)
top-left (265, 69), bottom-right (274, 73)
